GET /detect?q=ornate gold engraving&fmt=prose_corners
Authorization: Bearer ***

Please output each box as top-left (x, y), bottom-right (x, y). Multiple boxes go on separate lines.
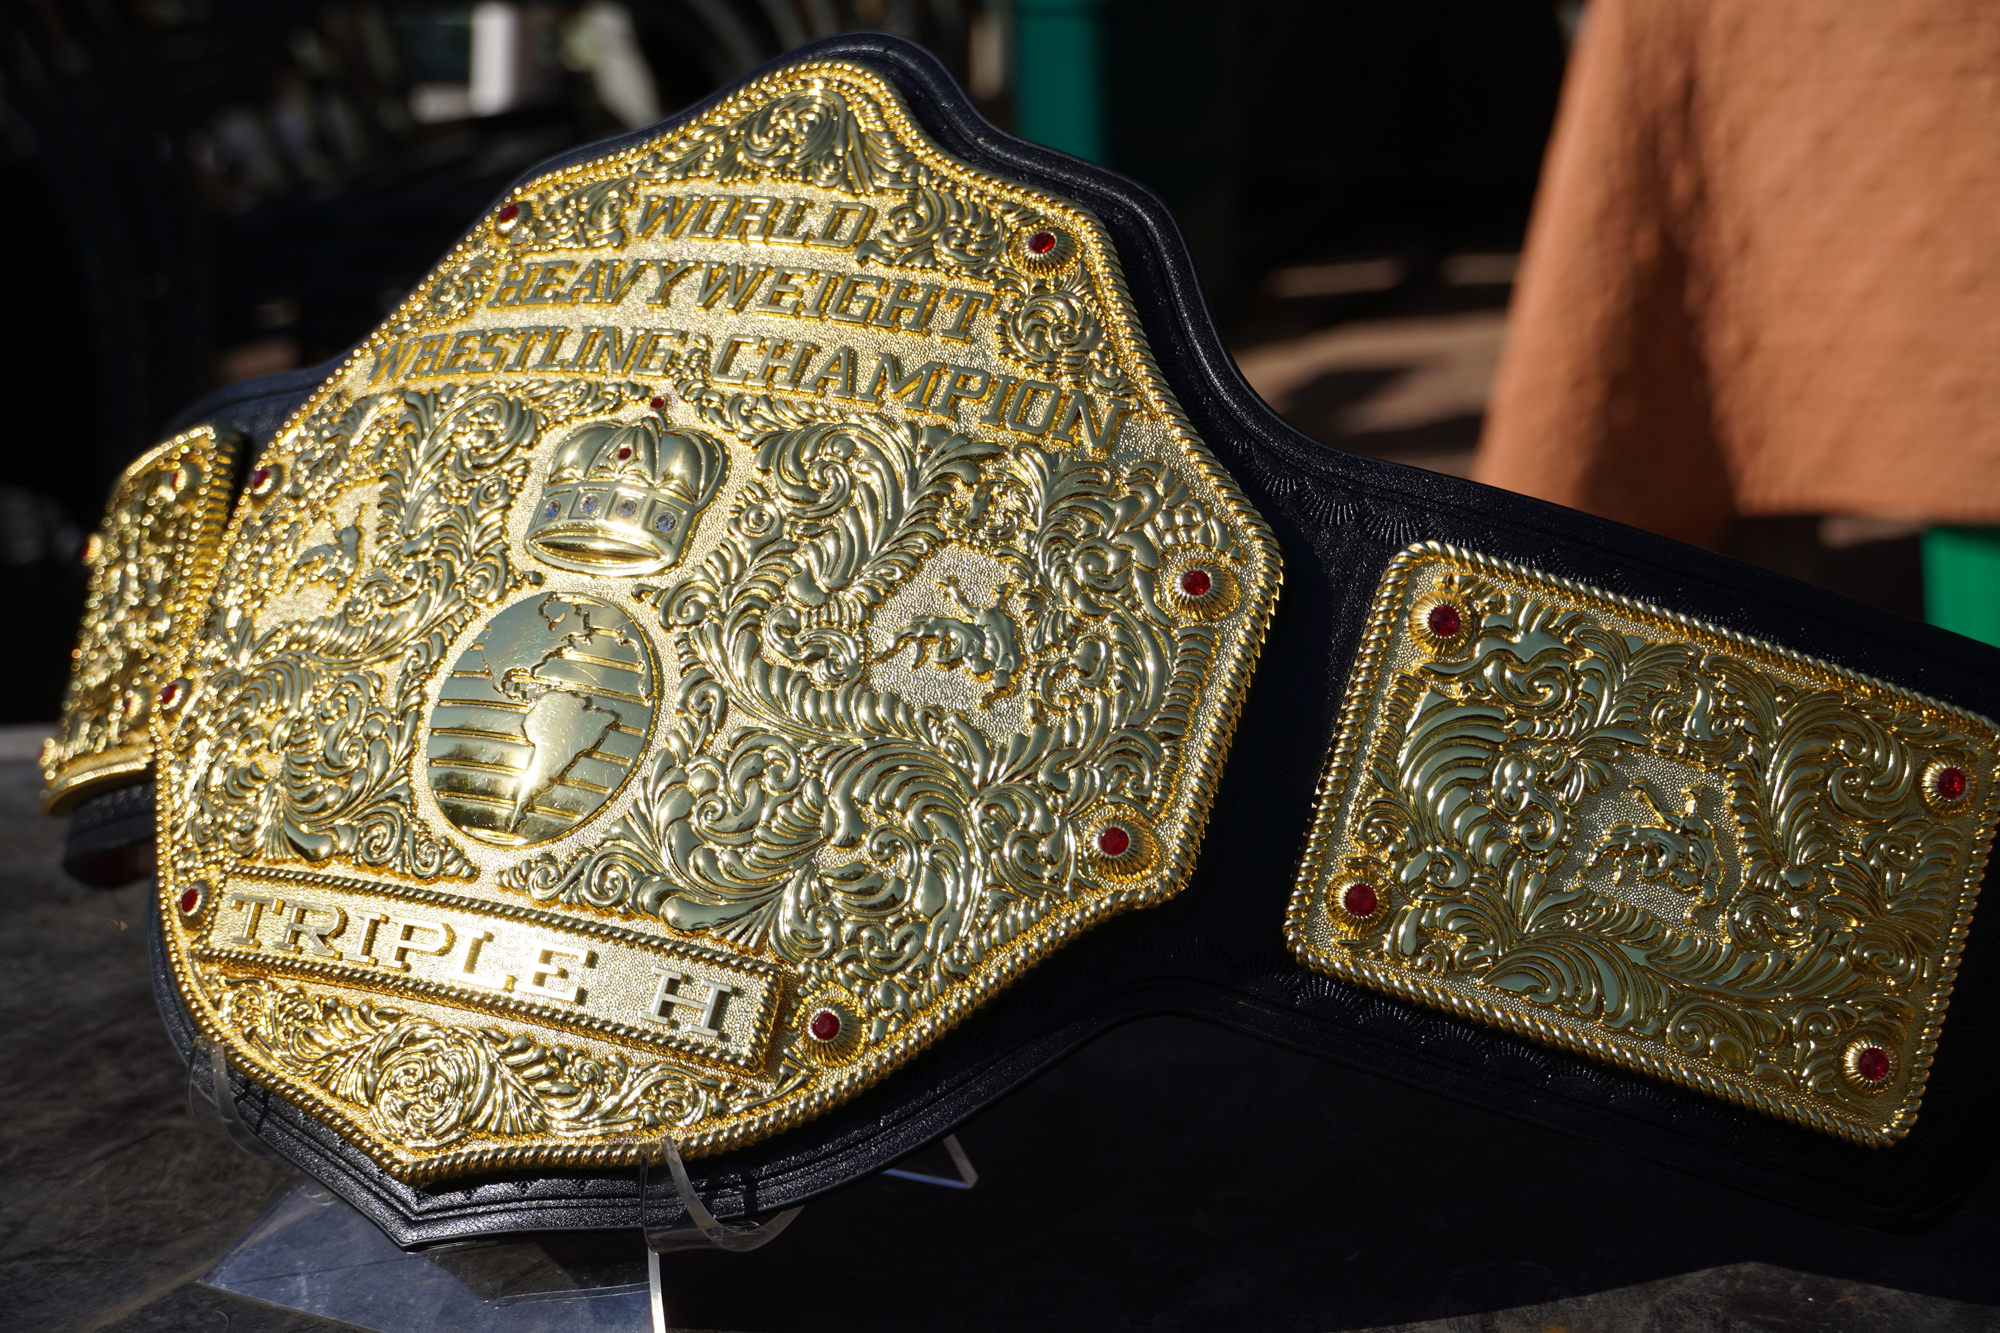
top-left (1290, 544), bottom-right (2000, 1144)
top-left (152, 61), bottom-right (1279, 1180)
top-left (42, 425), bottom-right (239, 813)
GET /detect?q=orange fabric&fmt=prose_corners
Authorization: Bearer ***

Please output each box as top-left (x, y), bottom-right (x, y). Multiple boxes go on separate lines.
top-left (1475, 0), bottom-right (2000, 546)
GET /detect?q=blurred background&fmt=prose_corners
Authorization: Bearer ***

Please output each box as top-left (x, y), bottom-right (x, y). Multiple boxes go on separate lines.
top-left (0, 0), bottom-right (1572, 723)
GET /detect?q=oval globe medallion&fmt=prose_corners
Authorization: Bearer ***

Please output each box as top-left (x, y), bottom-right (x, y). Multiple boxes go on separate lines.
top-left (425, 592), bottom-right (657, 847)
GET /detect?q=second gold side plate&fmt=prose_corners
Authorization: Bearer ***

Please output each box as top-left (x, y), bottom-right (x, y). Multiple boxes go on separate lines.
top-left (1290, 543), bottom-right (1999, 1145)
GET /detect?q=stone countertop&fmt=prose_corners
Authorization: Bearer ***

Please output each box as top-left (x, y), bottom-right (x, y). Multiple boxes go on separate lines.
top-left (2, 734), bottom-right (1996, 1333)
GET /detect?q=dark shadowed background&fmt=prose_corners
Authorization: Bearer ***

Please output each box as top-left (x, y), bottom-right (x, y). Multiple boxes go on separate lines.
top-left (0, 0), bottom-right (1568, 723)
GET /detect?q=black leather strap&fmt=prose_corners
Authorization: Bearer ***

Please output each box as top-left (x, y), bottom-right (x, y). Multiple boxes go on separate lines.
top-left (63, 780), bottom-right (156, 887)
top-left (129, 33), bottom-right (2000, 1241)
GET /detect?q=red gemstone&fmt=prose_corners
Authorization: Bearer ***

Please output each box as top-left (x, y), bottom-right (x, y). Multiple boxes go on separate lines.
top-left (1028, 230), bottom-right (1057, 255)
top-left (649, 396), bottom-right (666, 410)
top-left (1856, 1046), bottom-right (1892, 1082)
top-left (1427, 603), bottom-right (1463, 639)
top-left (616, 444), bottom-right (633, 460)
top-left (178, 887), bottom-right (200, 914)
top-left (159, 681), bottom-right (180, 708)
top-left (809, 1009), bottom-right (842, 1042)
top-left (1097, 825), bottom-right (1131, 857)
top-left (249, 465), bottom-right (272, 493)
top-left (1342, 882), bottom-right (1379, 919)
top-left (1180, 568), bottom-right (1212, 598)
top-left (1935, 766), bottom-right (1968, 802)
top-left (497, 203), bottom-right (519, 223)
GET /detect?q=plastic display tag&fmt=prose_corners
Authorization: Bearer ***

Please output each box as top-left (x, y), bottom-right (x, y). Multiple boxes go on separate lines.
top-left (881, 1134), bottom-right (979, 1189)
top-left (185, 1043), bottom-right (287, 1163)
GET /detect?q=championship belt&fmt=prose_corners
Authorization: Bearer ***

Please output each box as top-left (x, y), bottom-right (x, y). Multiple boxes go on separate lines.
top-left (47, 36), bottom-right (2000, 1242)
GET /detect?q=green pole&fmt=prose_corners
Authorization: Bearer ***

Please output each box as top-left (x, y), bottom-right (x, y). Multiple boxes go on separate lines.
top-left (1014, 0), bottom-right (1108, 162)
top-left (1924, 526), bottom-right (2000, 647)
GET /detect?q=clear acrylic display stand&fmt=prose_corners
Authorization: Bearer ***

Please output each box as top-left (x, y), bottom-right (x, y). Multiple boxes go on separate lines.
top-left (186, 1043), bottom-right (288, 1165)
top-left (191, 1047), bottom-right (979, 1333)
top-left (202, 1177), bottom-right (655, 1331)
top-left (882, 1133), bottom-right (979, 1190)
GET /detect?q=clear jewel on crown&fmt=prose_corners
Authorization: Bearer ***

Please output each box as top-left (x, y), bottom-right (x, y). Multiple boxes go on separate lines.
top-left (524, 416), bottom-right (727, 575)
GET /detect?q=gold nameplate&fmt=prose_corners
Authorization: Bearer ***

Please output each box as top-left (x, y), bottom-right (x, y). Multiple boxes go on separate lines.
top-left (43, 425), bottom-right (239, 813)
top-left (151, 61), bottom-right (1279, 1181)
top-left (1290, 544), bottom-right (1999, 1145)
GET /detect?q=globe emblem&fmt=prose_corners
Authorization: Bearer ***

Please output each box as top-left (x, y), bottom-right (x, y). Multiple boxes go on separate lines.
top-left (425, 593), bottom-right (656, 846)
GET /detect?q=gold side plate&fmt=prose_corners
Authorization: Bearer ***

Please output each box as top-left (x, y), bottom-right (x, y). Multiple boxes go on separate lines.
top-left (1289, 543), bottom-right (2000, 1145)
top-left (42, 425), bottom-right (239, 814)
top-left (151, 61), bottom-right (1279, 1182)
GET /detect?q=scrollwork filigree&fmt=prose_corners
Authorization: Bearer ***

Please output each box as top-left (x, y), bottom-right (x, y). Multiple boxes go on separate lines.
top-left (1292, 545), bottom-right (2000, 1144)
top-left (500, 395), bottom-right (1238, 1037)
top-left (855, 184), bottom-right (1020, 279)
top-left (222, 976), bottom-right (796, 1151)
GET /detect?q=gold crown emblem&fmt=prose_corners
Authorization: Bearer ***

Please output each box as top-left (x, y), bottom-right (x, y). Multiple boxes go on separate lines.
top-left (524, 417), bottom-right (727, 575)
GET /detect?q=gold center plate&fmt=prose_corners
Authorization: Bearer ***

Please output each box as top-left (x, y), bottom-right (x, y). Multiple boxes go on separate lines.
top-left (152, 61), bottom-right (1279, 1181)
top-left (1289, 543), bottom-right (1999, 1145)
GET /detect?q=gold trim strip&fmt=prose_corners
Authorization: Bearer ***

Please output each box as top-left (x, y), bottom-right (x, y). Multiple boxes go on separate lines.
top-left (1289, 542), bottom-right (2000, 1145)
top-left (199, 867), bottom-right (782, 1074)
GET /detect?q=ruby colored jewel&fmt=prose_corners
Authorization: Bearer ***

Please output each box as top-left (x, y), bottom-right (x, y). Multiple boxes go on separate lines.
top-left (810, 1009), bottom-right (842, 1042)
top-left (159, 681), bottom-right (181, 708)
top-left (178, 888), bottom-right (200, 914)
top-left (1935, 766), bottom-right (1968, 802)
top-left (1342, 882), bottom-right (1379, 918)
top-left (1856, 1046), bottom-right (1892, 1082)
top-left (1179, 568), bottom-right (1212, 598)
top-left (1427, 602), bottom-right (1463, 639)
top-left (616, 444), bottom-right (633, 460)
top-left (1097, 825), bottom-right (1131, 857)
top-left (497, 203), bottom-right (519, 223)
top-left (1028, 230), bottom-right (1057, 255)
top-left (649, 396), bottom-right (666, 410)
top-left (249, 465), bottom-right (273, 493)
